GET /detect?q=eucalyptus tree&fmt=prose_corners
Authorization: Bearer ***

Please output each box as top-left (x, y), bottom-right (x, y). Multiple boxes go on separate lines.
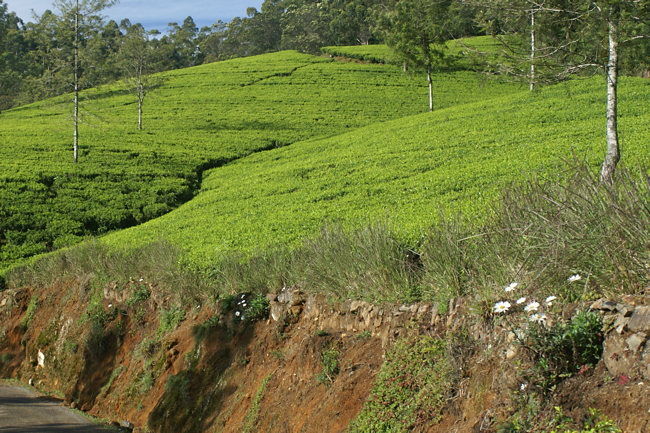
top-left (0, 0), bottom-right (26, 110)
top-left (53, 0), bottom-right (118, 163)
top-left (476, 0), bottom-right (649, 182)
top-left (585, 0), bottom-right (650, 182)
top-left (378, 0), bottom-right (460, 112)
top-left (280, 0), bottom-right (333, 53)
top-left (119, 23), bottom-right (159, 130)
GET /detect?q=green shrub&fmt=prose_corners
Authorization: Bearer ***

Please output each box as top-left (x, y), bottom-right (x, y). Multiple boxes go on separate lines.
top-left (317, 346), bottom-right (341, 385)
top-left (158, 306), bottom-right (186, 336)
top-left (245, 294), bottom-right (270, 323)
top-left (242, 374), bottom-right (272, 433)
top-left (83, 289), bottom-right (116, 361)
top-left (127, 285), bottom-right (151, 307)
top-left (549, 407), bottom-right (621, 433)
top-left (20, 295), bottom-right (38, 331)
top-left (192, 315), bottom-right (219, 343)
top-left (526, 311), bottom-right (603, 392)
top-left (349, 335), bottom-right (452, 432)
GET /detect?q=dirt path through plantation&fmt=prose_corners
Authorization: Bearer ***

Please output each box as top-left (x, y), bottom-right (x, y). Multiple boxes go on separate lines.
top-left (0, 385), bottom-right (113, 432)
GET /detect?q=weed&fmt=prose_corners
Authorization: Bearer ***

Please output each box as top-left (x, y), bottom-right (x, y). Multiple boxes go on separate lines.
top-left (163, 373), bottom-right (191, 407)
top-left (192, 315), bottom-right (219, 343)
top-left (99, 365), bottom-right (124, 396)
top-left (241, 374), bottom-right (273, 433)
top-left (525, 311), bottom-right (603, 393)
top-left (36, 322), bottom-right (58, 347)
top-left (220, 294), bottom-right (238, 311)
top-left (349, 335), bottom-right (452, 432)
top-left (316, 329), bottom-right (329, 337)
top-left (134, 337), bottom-right (160, 360)
top-left (271, 349), bottom-right (284, 360)
top-left (295, 223), bottom-right (420, 303)
top-left (245, 294), bottom-right (270, 323)
top-left (317, 346), bottom-right (341, 385)
top-left (355, 330), bottom-right (372, 340)
top-left (82, 289), bottom-right (117, 361)
top-left (127, 285), bottom-right (150, 307)
top-left (547, 407), bottom-right (622, 433)
top-left (158, 305), bottom-right (185, 336)
top-left (0, 352), bottom-right (14, 365)
top-left (20, 295), bottom-right (38, 331)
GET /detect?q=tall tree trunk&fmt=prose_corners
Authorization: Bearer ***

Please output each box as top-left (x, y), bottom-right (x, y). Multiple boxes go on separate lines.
top-left (530, 8), bottom-right (535, 92)
top-left (427, 63), bottom-right (433, 112)
top-left (73, 0), bottom-right (79, 163)
top-left (600, 14), bottom-right (620, 184)
top-left (138, 82), bottom-right (143, 131)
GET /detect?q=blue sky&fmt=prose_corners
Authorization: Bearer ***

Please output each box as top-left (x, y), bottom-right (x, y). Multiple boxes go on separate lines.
top-left (5, 0), bottom-right (264, 30)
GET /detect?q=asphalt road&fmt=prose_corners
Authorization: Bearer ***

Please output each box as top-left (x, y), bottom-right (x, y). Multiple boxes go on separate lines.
top-left (0, 385), bottom-right (114, 432)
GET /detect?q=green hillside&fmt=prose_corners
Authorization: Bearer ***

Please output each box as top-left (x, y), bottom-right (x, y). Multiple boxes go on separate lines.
top-left (104, 76), bottom-right (650, 271)
top-left (322, 35), bottom-right (501, 67)
top-left (0, 48), bottom-right (521, 272)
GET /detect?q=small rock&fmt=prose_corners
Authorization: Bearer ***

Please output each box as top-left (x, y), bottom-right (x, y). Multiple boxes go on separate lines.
top-left (37, 350), bottom-right (45, 368)
top-left (629, 306), bottom-right (650, 333)
top-left (289, 305), bottom-right (302, 316)
top-left (28, 378), bottom-right (33, 386)
top-left (626, 333), bottom-right (647, 353)
top-left (616, 304), bottom-right (633, 317)
top-left (270, 302), bottom-right (285, 322)
top-left (290, 290), bottom-right (303, 307)
top-left (614, 315), bottom-right (630, 334)
top-left (430, 305), bottom-right (439, 326)
top-left (398, 305), bottom-right (410, 313)
top-left (349, 300), bottom-right (363, 313)
top-left (590, 299), bottom-right (618, 311)
top-left (0, 298), bottom-right (6, 307)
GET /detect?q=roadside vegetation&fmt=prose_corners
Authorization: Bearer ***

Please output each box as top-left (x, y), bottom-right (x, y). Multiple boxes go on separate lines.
top-left (7, 161), bottom-right (648, 310)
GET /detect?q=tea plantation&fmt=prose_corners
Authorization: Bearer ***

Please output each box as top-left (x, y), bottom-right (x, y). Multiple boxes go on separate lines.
top-left (1, 41), bottom-right (648, 278)
top-left (103, 76), bottom-right (650, 271)
top-left (0, 47), bottom-right (522, 272)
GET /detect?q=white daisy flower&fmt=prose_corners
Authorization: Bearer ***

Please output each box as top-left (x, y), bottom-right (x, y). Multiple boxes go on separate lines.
top-left (235, 311), bottom-right (241, 317)
top-left (516, 297), bottom-right (527, 305)
top-left (504, 282), bottom-right (518, 292)
top-left (529, 313), bottom-right (547, 324)
top-left (545, 295), bottom-right (557, 306)
top-left (524, 301), bottom-right (540, 313)
top-left (567, 274), bottom-right (582, 283)
top-left (493, 301), bottom-right (511, 314)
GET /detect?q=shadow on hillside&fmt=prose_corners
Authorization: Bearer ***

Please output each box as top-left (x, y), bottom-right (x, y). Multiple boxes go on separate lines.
top-left (196, 118), bottom-right (294, 132)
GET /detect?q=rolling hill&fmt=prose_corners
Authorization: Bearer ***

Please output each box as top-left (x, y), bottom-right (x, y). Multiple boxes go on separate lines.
top-left (1, 41), bottom-right (648, 280)
top-left (0, 47), bottom-right (521, 273)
